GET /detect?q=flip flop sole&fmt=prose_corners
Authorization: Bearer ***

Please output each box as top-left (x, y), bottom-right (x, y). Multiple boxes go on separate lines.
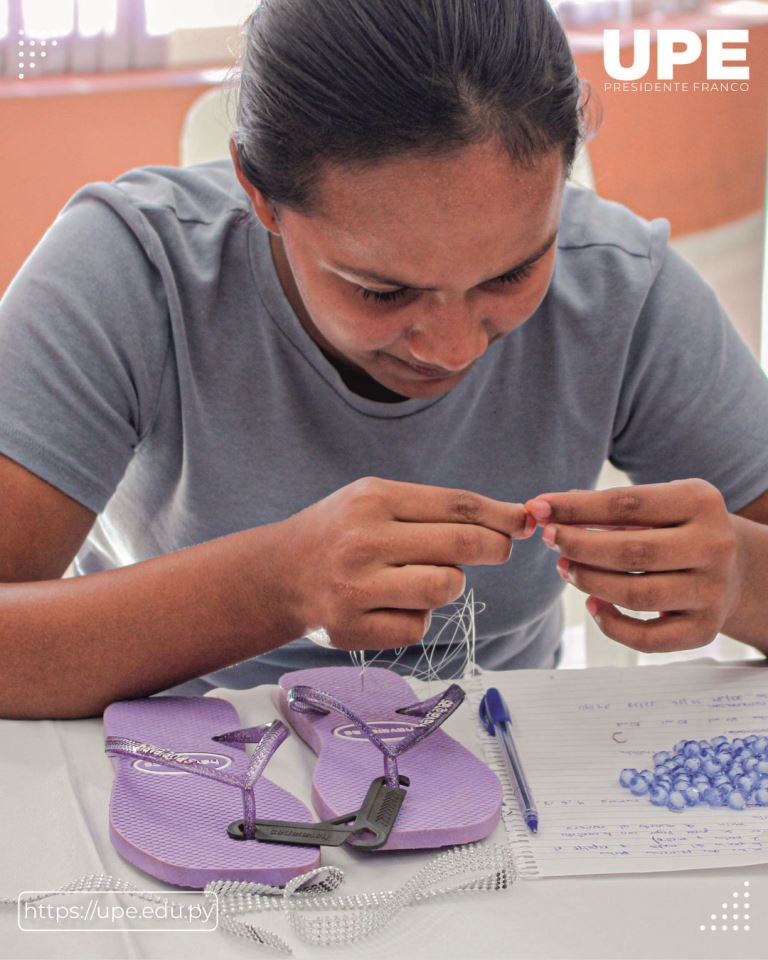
top-left (103, 696), bottom-right (320, 888)
top-left (277, 667), bottom-right (501, 850)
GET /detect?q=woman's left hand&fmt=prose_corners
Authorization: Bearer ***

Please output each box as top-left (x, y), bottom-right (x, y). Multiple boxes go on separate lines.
top-left (525, 478), bottom-right (744, 653)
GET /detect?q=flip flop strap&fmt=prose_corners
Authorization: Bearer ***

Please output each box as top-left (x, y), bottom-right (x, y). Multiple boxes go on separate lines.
top-left (287, 683), bottom-right (465, 787)
top-left (104, 720), bottom-right (289, 833)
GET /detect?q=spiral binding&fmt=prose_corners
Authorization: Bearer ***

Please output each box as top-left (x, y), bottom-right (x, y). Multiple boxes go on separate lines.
top-left (463, 671), bottom-right (542, 879)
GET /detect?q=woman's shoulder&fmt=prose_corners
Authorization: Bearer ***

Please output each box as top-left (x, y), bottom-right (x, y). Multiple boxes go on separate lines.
top-left (104, 158), bottom-right (249, 222)
top-left (558, 183), bottom-right (670, 270)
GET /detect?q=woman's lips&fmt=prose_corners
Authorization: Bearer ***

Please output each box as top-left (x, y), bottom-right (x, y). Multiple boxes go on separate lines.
top-left (390, 355), bottom-right (463, 379)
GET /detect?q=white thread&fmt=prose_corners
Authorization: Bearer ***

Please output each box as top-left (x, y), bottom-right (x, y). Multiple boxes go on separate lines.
top-left (350, 589), bottom-right (483, 690)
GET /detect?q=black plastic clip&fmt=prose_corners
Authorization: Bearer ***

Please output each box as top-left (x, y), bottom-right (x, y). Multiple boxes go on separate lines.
top-left (227, 774), bottom-right (410, 849)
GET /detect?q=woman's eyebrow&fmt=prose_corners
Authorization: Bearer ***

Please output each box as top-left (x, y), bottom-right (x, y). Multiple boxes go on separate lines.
top-left (327, 229), bottom-right (558, 290)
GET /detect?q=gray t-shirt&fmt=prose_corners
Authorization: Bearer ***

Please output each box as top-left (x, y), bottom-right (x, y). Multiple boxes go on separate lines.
top-left (2, 160), bottom-right (767, 695)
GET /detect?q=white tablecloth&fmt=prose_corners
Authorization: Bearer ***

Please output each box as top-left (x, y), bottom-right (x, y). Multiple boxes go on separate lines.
top-left (2, 662), bottom-right (767, 960)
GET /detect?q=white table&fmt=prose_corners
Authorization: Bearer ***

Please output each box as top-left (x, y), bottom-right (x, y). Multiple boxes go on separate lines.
top-left (2, 663), bottom-right (767, 960)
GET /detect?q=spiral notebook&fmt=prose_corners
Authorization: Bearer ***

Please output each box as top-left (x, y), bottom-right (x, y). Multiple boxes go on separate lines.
top-left (468, 661), bottom-right (768, 878)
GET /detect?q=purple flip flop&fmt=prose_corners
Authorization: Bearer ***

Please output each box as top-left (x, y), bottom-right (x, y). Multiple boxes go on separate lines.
top-left (276, 666), bottom-right (502, 851)
top-left (103, 695), bottom-right (320, 888)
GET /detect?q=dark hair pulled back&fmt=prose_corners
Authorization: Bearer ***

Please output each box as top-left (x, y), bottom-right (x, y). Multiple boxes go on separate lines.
top-left (228, 0), bottom-right (596, 213)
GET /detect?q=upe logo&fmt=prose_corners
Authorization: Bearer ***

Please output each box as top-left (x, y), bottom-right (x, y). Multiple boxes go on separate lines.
top-left (132, 752), bottom-right (232, 775)
top-left (604, 29), bottom-right (749, 80)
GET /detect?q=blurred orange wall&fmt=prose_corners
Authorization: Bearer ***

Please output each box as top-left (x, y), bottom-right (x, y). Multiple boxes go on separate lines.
top-left (1, 23), bottom-right (766, 296)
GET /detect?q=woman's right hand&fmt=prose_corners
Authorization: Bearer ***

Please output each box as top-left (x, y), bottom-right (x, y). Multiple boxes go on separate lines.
top-left (274, 476), bottom-right (535, 651)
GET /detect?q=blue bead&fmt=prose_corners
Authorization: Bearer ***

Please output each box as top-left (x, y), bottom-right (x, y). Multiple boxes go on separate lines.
top-left (652, 751), bottom-right (670, 765)
top-left (683, 787), bottom-right (700, 806)
top-left (703, 787), bottom-right (723, 807)
top-left (630, 777), bottom-right (650, 795)
top-left (619, 768), bottom-right (637, 788)
top-left (757, 777), bottom-right (768, 792)
top-left (710, 736), bottom-right (728, 747)
top-left (703, 759), bottom-right (722, 777)
top-left (744, 757), bottom-right (759, 772)
top-left (754, 737), bottom-right (768, 756)
top-left (683, 757), bottom-right (701, 774)
top-left (649, 786), bottom-right (669, 806)
top-left (757, 760), bottom-right (768, 775)
top-left (667, 790), bottom-right (686, 811)
top-left (727, 791), bottom-right (746, 810)
top-left (736, 776), bottom-right (754, 797)
top-left (755, 788), bottom-right (768, 806)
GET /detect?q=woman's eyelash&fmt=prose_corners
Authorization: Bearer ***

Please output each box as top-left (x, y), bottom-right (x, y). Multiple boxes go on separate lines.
top-left (359, 286), bottom-right (408, 303)
top-left (494, 263), bottom-right (534, 285)
top-left (357, 261), bottom-right (535, 304)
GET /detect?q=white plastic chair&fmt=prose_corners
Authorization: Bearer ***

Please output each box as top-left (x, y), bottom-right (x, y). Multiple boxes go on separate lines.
top-left (179, 86), bottom-right (234, 167)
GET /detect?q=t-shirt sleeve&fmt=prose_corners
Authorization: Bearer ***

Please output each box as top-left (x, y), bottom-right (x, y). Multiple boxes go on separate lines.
top-left (609, 234), bottom-right (768, 514)
top-left (0, 190), bottom-right (169, 513)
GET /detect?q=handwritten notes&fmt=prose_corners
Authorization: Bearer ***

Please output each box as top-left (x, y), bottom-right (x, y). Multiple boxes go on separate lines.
top-left (489, 663), bottom-right (768, 877)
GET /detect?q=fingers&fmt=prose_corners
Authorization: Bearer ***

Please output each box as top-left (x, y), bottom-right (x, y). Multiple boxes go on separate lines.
top-left (368, 478), bottom-right (531, 538)
top-left (339, 564), bottom-right (467, 612)
top-left (525, 478), bottom-right (720, 528)
top-left (558, 562), bottom-right (703, 613)
top-left (586, 600), bottom-right (719, 654)
top-left (389, 522), bottom-right (515, 566)
top-left (327, 608), bottom-right (433, 652)
top-left (544, 524), bottom-right (702, 573)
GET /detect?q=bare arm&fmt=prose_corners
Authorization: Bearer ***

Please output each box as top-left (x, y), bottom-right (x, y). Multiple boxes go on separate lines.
top-left (0, 455), bottom-right (302, 720)
top-left (0, 460), bottom-right (533, 721)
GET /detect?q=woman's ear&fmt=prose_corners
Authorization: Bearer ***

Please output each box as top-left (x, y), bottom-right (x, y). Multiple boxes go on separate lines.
top-left (229, 137), bottom-right (281, 234)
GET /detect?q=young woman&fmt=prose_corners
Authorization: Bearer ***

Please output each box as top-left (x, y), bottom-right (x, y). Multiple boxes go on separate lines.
top-left (1, 0), bottom-right (767, 719)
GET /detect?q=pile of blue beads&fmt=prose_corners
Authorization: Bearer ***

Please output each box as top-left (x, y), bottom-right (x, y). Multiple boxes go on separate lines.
top-left (619, 735), bottom-right (768, 812)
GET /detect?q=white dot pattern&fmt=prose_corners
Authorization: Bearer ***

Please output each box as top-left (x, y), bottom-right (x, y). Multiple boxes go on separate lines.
top-left (701, 881), bottom-right (755, 933)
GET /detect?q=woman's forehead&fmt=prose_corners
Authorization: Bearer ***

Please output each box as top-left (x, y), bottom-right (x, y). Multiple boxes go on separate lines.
top-left (294, 141), bottom-right (565, 284)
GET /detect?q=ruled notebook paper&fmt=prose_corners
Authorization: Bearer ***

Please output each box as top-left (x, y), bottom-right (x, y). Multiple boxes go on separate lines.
top-left (469, 662), bottom-right (768, 878)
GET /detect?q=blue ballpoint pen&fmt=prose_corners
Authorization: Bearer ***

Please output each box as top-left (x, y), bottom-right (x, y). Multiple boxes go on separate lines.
top-left (479, 687), bottom-right (539, 833)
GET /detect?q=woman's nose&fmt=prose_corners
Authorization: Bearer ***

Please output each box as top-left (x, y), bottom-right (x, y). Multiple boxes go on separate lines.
top-left (406, 302), bottom-right (489, 372)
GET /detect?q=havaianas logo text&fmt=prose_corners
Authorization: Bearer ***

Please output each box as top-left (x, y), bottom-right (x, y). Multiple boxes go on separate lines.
top-left (332, 699), bottom-right (455, 742)
top-left (131, 746), bottom-right (233, 775)
top-left (417, 698), bottom-right (455, 727)
top-left (333, 720), bottom-right (419, 742)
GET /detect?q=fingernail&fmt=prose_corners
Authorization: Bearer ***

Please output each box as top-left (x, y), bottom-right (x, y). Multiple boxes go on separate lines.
top-left (586, 597), bottom-right (599, 617)
top-left (556, 557), bottom-right (570, 580)
top-left (528, 499), bottom-right (551, 522)
top-left (524, 513), bottom-right (536, 536)
top-left (542, 524), bottom-right (557, 549)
